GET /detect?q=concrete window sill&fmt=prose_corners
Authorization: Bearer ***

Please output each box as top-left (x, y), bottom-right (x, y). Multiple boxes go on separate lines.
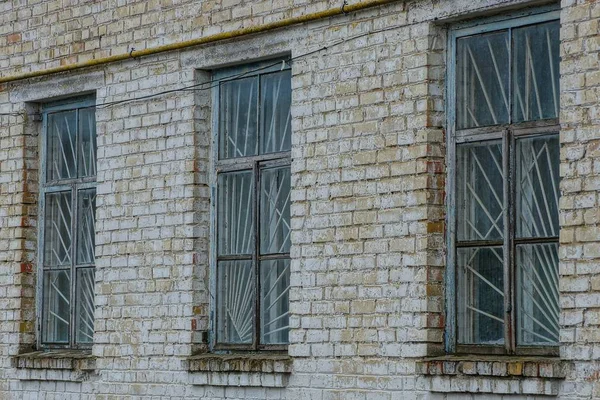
top-left (12, 350), bottom-right (96, 371)
top-left (417, 355), bottom-right (568, 396)
top-left (186, 353), bottom-right (292, 387)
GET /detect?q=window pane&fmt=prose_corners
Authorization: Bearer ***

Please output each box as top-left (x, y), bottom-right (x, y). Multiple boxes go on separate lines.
top-left (456, 31), bottom-right (509, 129)
top-left (44, 191), bottom-right (72, 267)
top-left (219, 77), bottom-right (259, 159)
top-left (75, 267), bottom-right (95, 344)
top-left (516, 243), bottom-right (559, 345)
top-left (260, 166), bottom-right (291, 255)
top-left (47, 110), bottom-right (77, 181)
top-left (457, 247), bottom-right (504, 345)
top-left (260, 70), bottom-right (292, 154)
top-left (457, 141), bottom-right (504, 241)
top-left (512, 21), bottom-right (560, 122)
top-left (43, 270), bottom-right (70, 343)
top-left (516, 135), bottom-right (559, 238)
top-left (218, 171), bottom-right (254, 256)
top-left (78, 107), bottom-right (97, 178)
top-left (217, 260), bottom-right (254, 344)
top-left (77, 189), bottom-right (97, 264)
top-left (260, 259), bottom-right (290, 344)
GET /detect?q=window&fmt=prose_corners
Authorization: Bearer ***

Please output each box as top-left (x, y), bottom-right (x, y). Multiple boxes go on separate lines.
top-left (213, 61), bottom-right (292, 349)
top-left (446, 9), bottom-right (560, 355)
top-left (39, 97), bottom-right (97, 348)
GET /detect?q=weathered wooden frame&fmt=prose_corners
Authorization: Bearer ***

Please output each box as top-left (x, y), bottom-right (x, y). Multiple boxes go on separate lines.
top-left (445, 6), bottom-right (560, 356)
top-left (37, 96), bottom-right (97, 350)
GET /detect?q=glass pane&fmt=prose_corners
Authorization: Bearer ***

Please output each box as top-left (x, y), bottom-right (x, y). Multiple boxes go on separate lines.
top-left (44, 191), bottom-right (72, 267)
top-left (260, 167), bottom-right (291, 255)
top-left (217, 260), bottom-right (254, 344)
top-left (516, 135), bottom-right (559, 238)
top-left (219, 77), bottom-right (258, 159)
top-left (78, 107), bottom-right (97, 178)
top-left (517, 243), bottom-right (559, 345)
top-left (456, 31), bottom-right (509, 129)
top-left (43, 270), bottom-right (70, 343)
top-left (77, 189), bottom-right (97, 264)
top-left (260, 259), bottom-right (290, 344)
top-left (218, 171), bottom-right (254, 256)
top-left (457, 247), bottom-right (504, 345)
top-left (457, 141), bottom-right (504, 241)
top-left (47, 110), bottom-right (77, 181)
top-left (76, 268), bottom-right (95, 344)
top-left (513, 21), bottom-right (560, 122)
top-left (260, 70), bottom-right (292, 154)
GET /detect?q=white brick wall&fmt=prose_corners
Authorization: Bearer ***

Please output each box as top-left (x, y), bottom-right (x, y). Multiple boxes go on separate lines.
top-left (0, 0), bottom-right (598, 398)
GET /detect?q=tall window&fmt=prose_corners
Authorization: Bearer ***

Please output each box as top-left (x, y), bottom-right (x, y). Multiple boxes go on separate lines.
top-left (447, 9), bottom-right (560, 355)
top-left (39, 97), bottom-right (97, 348)
top-left (213, 61), bottom-right (292, 349)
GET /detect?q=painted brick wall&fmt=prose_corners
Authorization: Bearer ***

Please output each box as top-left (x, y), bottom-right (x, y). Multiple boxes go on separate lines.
top-left (0, 0), bottom-right (597, 399)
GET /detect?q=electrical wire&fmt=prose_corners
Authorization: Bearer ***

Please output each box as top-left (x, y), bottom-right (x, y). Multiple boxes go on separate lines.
top-left (0, 23), bottom-right (405, 116)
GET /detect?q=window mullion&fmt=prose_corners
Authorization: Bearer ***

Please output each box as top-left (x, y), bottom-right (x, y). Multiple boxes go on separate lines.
top-left (253, 161), bottom-right (260, 350)
top-left (504, 128), bottom-right (516, 353)
top-left (70, 183), bottom-right (78, 348)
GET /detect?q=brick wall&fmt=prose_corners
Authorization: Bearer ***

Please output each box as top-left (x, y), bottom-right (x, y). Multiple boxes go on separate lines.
top-left (0, 0), bottom-right (597, 399)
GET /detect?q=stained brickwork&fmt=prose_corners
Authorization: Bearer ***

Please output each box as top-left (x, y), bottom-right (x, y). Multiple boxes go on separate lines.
top-left (0, 0), bottom-right (597, 399)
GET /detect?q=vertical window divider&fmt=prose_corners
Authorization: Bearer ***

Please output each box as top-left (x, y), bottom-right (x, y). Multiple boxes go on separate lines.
top-left (70, 185), bottom-right (76, 348)
top-left (508, 128), bottom-right (518, 353)
top-left (253, 160), bottom-right (260, 350)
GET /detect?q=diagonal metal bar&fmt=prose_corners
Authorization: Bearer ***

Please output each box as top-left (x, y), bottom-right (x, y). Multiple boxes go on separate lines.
top-left (49, 310), bottom-right (70, 326)
top-left (466, 182), bottom-right (503, 237)
top-left (463, 263), bottom-right (504, 296)
top-left (466, 305), bottom-right (504, 324)
top-left (486, 38), bottom-right (509, 111)
top-left (262, 263), bottom-right (290, 300)
top-left (525, 34), bottom-right (544, 119)
top-left (471, 149), bottom-right (503, 208)
top-left (466, 44), bottom-right (498, 124)
top-left (529, 144), bottom-right (556, 235)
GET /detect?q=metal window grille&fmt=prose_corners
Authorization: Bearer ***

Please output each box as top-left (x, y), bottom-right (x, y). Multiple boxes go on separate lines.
top-left (446, 8), bottom-right (561, 355)
top-left (212, 61), bottom-right (292, 350)
top-left (38, 97), bottom-right (97, 348)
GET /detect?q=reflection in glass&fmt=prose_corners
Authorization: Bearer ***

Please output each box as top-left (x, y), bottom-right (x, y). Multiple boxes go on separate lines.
top-left (457, 141), bottom-right (504, 241)
top-left (218, 171), bottom-right (254, 256)
top-left (217, 261), bottom-right (254, 344)
top-left (260, 167), bottom-right (291, 255)
top-left (78, 107), bottom-right (97, 178)
top-left (261, 70), bottom-right (292, 154)
top-left (513, 21), bottom-right (560, 122)
top-left (44, 191), bottom-right (72, 267)
top-left (516, 134), bottom-right (559, 239)
top-left (457, 247), bottom-right (504, 345)
top-left (77, 189), bottom-right (97, 264)
top-left (47, 110), bottom-right (77, 181)
top-left (43, 270), bottom-right (70, 343)
top-left (219, 77), bottom-right (259, 159)
top-left (76, 268), bottom-right (95, 344)
top-left (517, 243), bottom-right (559, 345)
top-left (457, 31), bottom-right (509, 129)
top-left (260, 259), bottom-right (290, 344)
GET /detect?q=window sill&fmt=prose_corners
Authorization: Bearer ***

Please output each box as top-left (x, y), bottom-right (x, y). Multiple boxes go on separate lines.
top-left (417, 355), bottom-right (568, 396)
top-left (186, 353), bottom-right (292, 387)
top-left (13, 350), bottom-right (95, 371)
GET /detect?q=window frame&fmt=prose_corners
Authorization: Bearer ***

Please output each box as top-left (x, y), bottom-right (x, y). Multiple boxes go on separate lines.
top-left (37, 96), bottom-right (97, 350)
top-left (209, 59), bottom-right (292, 351)
top-left (445, 7), bottom-right (561, 356)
